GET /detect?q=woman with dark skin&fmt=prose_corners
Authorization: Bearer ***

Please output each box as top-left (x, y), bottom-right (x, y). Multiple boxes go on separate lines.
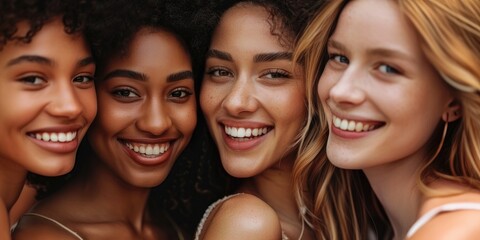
top-left (0, 1), bottom-right (96, 238)
top-left (13, 1), bottom-right (197, 239)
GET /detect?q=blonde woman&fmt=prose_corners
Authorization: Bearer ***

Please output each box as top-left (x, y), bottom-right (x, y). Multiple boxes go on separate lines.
top-left (295, 0), bottom-right (480, 239)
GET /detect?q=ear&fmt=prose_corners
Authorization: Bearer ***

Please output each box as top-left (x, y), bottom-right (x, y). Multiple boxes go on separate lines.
top-left (442, 100), bottom-right (462, 122)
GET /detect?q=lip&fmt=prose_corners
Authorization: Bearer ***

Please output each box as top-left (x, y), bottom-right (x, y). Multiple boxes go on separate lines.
top-left (119, 138), bottom-right (174, 166)
top-left (26, 124), bottom-right (83, 154)
top-left (218, 120), bottom-right (272, 151)
top-left (328, 110), bottom-right (385, 139)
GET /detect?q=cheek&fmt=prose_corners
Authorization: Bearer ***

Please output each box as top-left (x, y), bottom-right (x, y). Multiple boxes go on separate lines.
top-left (171, 103), bottom-right (197, 137)
top-left (200, 83), bottom-right (222, 117)
top-left (318, 72), bottom-right (335, 102)
top-left (78, 88), bottom-right (97, 123)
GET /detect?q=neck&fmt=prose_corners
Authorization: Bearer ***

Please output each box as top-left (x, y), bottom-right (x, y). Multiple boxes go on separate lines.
top-left (363, 156), bottom-right (424, 240)
top-left (66, 156), bottom-right (151, 229)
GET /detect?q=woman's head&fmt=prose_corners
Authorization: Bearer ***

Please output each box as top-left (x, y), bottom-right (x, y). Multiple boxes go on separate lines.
top-left (0, 0), bottom-right (96, 177)
top-left (293, 0), bottom-right (480, 237)
top-left (85, 1), bottom-right (196, 187)
top-left (200, 0), bottom-right (315, 178)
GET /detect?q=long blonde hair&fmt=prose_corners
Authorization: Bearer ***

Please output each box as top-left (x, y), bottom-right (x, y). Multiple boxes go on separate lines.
top-left (293, 0), bottom-right (480, 239)
top-left (398, 0), bottom-right (480, 192)
top-left (292, 1), bottom-right (382, 239)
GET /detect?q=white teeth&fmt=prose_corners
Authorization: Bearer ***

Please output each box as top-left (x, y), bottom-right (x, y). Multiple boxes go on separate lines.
top-left (125, 142), bottom-right (170, 157)
top-left (33, 131), bottom-right (77, 142)
top-left (224, 126), bottom-right (269, 138)
top-left (333, 115), bottom-right (377, 132)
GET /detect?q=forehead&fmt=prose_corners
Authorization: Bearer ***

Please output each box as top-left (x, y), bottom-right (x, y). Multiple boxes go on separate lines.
top-left (211, 4), bottom-right (289, 52)
top-left (332, 0), bottom-right (421, 53)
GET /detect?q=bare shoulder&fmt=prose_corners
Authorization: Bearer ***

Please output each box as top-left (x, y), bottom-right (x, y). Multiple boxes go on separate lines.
top-left (202, 193), bottom-right (282, 240)
top-left (411, 208), bottom-right (480, 240)
top-left (12, 214), bottom-right (81, 240)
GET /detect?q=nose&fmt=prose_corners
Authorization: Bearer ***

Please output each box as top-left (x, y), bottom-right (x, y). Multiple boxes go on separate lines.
top-left (222, 74), bottom-right (258, 116)
top-left (135, 97), bottom-right (172, 136)
top-left (46, 80), bottom-right (83, 119)
top-left (327, 68), bottom-right (366, 106)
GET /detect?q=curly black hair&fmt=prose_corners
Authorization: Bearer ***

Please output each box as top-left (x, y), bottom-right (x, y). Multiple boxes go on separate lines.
top-left (0, 0), bottom-right (91, 50)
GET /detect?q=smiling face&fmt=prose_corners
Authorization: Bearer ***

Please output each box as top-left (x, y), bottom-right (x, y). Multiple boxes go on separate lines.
top-left (0, 18), bottom-right (96, 176)
top-left (88, 28), bottom-right (196, 187)
top-left (200, 4), bottom-right (306, 178)
top-left (318, 0), bottom-right (454, 170)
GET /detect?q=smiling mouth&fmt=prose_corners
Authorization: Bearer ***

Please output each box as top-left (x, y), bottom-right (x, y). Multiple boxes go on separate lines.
top-left (224, 125), bottom-right (270, 141)
top-left (332, 115), bottom-right (384, 132)
top-left (122, 141), bottom-right (170, 158)
top-left (29, 131), bottom-right (78, 143)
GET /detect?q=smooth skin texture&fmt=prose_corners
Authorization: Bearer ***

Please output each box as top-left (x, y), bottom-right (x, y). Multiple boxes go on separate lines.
top-left (199, 3), bottom-right (314, 240)
top-left (13, 28), bottom-right (195, 240)
top-left (0, 18), bottom-right (96, 240)
top-left (318, 0), bottom-right (480, 239)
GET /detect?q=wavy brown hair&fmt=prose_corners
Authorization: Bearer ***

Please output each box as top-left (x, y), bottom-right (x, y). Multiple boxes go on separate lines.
top-left (293, 0), bottom-right (480, 239)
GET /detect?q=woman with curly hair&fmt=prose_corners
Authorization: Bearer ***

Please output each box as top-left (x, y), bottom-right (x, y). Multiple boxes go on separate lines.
top-left (0, 0), bottom-right (96, 238)
top-left (12, 0), bottom-right (199, 239)
top-left (295, 0), bottom-right (480, 239)
top-left (193, 0), bottom-right (318, 239)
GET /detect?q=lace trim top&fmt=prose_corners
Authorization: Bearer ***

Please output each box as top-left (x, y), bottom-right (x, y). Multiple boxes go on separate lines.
top-left (22, 213), bottom-right (83, 240)
top-left (406, 202), bottom-right (480, 238)
top-left (194, 193), bottom-right (289, 240)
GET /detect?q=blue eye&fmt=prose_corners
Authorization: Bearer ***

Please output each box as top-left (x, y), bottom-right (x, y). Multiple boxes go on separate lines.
top-left (378, 64), bottom-right (399, 74)
top-left (332, 54), bottom-right (349, 64)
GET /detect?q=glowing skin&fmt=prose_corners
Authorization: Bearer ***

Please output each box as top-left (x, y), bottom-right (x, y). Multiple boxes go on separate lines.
top-left (89, 28), bottom-right (196, 187)
top-left (318, 0), bottom-right (453, 171)
top-left (0, 18), bottom-right (96, 177)
top-left (200, 5), bottom-right (306, 178)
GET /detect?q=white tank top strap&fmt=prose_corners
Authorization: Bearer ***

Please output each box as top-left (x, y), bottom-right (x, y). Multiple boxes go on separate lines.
top-left (23, 212), bottom-right (83, 240)
top-left (406, 202), bottom-right (480, 238)
top-left (194, 193), bottom-right (243, 240)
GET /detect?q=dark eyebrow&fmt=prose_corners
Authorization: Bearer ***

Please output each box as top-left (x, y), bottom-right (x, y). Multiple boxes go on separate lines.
top-left (6, 55), bottom-right (53, 67)
top-left (206, 49), bottom-right (233, 61)
top-left (78, 56), bottom-right (95, 68)
top-left (167, 70), bottom-right (194, 82)
top-left (254, 52), bottom-right (292, 63)
top-left (102, 69), bottom-right (147, 82)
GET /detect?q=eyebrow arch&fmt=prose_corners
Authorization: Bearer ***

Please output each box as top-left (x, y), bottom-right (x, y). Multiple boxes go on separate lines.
top-left (206, 49), bottom-right (233, 61)
top-left (327, 39), bottom-right (350, 55)
top-left (254, 52), bottom-right (292, 62)
top-left (366, 48), bottom-right (411, 61)
top-left (102, 69), bottom-right (147, 82)
top-left (6, 55), bottom-right (53, 67)
top-left (77, 56), bottom-right (95, 68)
top-left (167, 70), bottom-right (194, 82)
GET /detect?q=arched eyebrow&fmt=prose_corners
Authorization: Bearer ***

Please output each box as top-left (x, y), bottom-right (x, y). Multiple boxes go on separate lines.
top-left (103, 69), bottom-right (147, 82)
top-left (6, 55), bottom-right (94, 68)
top-left (206, 49), bottom-right (233, 61)
top-left (167, 70), bottom-right (193, 82)
top-left (254, 52), bottom-right (292, 62)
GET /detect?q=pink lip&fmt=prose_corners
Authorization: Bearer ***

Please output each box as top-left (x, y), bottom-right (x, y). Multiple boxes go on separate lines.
top-left (28, 136), bottom-right (79, 154)
top-left (221, 128), bottom-right (268, 151)
top-left (220, 119), bottom-right (270, 129)
top-left (120, 141), bottom-right (173, 166)
top-left (28, 124), bottom-right (83, 133)
top-left (330, 124), bottom-right (372, 139)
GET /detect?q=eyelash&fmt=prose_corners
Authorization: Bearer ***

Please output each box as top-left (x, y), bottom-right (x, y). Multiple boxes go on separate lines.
top-left (205, 67), bottom-right (233, 78)
top-left (19, 75), bottom-right (46, 85)
top-left (260, 69), bottom-right (292, 79)
top-left (111, 87), bottom-right (139, 99)
top-left (328, 53), bottom-right (349, 64)
top-left (169, 87), bottom-right (193, 101)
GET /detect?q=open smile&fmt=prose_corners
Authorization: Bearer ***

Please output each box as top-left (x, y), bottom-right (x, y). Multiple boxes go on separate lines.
top-left (332, 115), bottom-right (384, 132)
